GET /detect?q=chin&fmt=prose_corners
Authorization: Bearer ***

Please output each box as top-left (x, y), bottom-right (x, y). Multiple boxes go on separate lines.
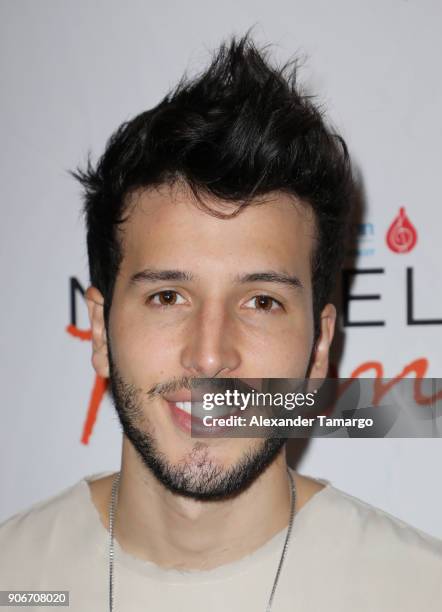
top-left (140, 436), bottom-right (285, 501)
top-left (163, 438), bottom-right (255, 472)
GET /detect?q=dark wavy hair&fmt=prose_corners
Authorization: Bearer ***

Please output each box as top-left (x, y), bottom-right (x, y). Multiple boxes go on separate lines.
top-left (74, 35), bottom-right (353, 344)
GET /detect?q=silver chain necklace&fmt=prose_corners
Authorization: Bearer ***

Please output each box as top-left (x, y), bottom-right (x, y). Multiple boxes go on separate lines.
top-left (108, 469), bottom-right (296, 612)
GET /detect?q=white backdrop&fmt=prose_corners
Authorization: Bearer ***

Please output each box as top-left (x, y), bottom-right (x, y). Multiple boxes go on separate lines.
top-left (1, 0), bottom-right (441, 538)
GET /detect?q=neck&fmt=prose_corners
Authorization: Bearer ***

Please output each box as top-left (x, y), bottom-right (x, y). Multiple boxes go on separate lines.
top-left (111, 439), bottom-right (292, 570)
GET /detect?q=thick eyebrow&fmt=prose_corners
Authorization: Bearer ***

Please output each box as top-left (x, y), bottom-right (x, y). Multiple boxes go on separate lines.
top-left (130, 269), bottom-right (195, 284)
top-left (129, 268), bottom-right (303, 291)
top-left (234, 271), bottom-right (304, 291)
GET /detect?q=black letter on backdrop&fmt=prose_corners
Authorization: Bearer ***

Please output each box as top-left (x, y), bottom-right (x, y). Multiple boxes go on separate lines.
top-left (407, 268), bottom-right (442, 325)
top-left (70, 277), bottom-right (86, 327)
top-left (342, 268), bottom-right (385, 327)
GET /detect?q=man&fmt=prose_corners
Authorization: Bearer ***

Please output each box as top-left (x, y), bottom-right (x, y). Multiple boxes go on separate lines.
top-left (1, 35), bottom-right (441, 611)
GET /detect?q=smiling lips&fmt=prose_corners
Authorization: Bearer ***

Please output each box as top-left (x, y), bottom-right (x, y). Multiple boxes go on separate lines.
top-left (166, 395), bottom-right (243, 436)
top-left (171, 400), bottom-right (192, 414)
top-left (166, 400), bottom-right (205, 434)
top-left (164, 391), bottom-right (193, 432)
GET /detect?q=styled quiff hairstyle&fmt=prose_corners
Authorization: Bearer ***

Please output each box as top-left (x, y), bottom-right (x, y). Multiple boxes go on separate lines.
top-left (74, 35), bottom-right (353, 344)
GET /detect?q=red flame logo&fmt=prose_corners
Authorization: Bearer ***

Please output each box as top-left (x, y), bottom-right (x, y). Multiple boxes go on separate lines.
top-left (386, 207), bottom-right (417, 253)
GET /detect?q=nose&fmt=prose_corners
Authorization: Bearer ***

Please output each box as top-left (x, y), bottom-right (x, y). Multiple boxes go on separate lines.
top-left (180, 301), bottom-right (241, 378)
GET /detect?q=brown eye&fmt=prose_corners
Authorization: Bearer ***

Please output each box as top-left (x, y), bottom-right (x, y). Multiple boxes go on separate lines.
top-left (148, 290), bottom-right (185, 307)
top-left (159, 291), bottom-right (176, 305)
top-left (255, 296), bottom-right (274, 311)
top-left (245, 295), bottom-right (282, 312)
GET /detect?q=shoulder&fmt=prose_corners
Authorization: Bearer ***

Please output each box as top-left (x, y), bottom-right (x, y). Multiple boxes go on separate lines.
top-left (322, 484), bottom-right (442, 557)
top-left (0, 479), bottom-right (82, 540)
top-left (0, 473), bottom-right (108, 588)
top-left (297, 482), bottom-right (442, 608)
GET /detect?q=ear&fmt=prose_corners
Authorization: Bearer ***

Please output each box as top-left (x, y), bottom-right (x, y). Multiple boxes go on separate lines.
top-left (85, 286), bottom-right (110, 378)
top-left (308, 303), bottom-right (336, 379)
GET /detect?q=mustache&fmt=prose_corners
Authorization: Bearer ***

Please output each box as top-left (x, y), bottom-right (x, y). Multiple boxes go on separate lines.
top-left (147, 375), bottom-right (193, 397)
top-left (147, 376), bottom-right (258, 398)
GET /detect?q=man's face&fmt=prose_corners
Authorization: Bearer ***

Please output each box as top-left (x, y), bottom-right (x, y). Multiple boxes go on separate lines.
top-left (87, 184), bottom-right (335, 498)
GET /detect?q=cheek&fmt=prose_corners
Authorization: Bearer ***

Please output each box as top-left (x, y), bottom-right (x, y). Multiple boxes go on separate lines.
top-left (269, 299), bottom-right (314, 375)
top-left (238, 306), bottom-right (314, 376)
top-left (250, 327), bottom-right (313, 376)
top-left (109, 308), bottom-right (180, 386)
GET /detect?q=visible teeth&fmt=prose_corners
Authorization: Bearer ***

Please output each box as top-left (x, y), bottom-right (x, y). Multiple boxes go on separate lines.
top-left (173, 401), bottom-right (233, 418)
top-left (175, 401), bottom-right (192, 414)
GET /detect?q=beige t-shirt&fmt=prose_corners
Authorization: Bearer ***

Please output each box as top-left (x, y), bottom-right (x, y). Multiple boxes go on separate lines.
top-left (0, 472), bottom-right (441, 611)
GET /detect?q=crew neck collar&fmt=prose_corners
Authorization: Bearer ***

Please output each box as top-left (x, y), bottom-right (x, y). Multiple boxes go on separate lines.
top-left (78, 471), bottom-right (333, 584)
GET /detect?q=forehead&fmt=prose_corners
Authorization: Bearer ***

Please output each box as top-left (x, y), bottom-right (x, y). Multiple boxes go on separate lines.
top-left (118, 184), bottom-right (317, 280)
